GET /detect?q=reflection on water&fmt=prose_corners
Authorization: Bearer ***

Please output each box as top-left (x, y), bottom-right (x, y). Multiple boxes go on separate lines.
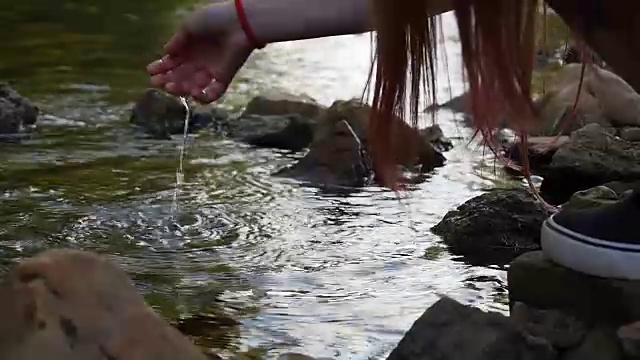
top-left (0, 1), bottom-right (517, 359)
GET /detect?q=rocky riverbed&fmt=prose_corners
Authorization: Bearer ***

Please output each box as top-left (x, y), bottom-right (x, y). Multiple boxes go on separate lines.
top-left (3, 2), bottom-right (640, 359)
top-left (5, 52), bottom-right (640, 358)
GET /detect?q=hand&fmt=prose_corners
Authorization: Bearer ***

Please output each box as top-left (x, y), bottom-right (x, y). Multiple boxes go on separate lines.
top-left (146, 2), bottom-right (255, 103)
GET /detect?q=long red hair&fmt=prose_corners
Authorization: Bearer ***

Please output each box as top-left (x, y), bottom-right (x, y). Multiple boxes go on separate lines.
top-left (368, 0), bottom-right (543, 189)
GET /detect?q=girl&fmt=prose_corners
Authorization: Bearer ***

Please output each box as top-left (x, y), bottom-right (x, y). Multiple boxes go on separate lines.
top-left (147, 0), bottom-right (640, 279)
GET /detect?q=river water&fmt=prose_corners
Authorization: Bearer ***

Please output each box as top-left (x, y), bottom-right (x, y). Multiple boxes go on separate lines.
top-left (0, 1), bottom-right (519, 359)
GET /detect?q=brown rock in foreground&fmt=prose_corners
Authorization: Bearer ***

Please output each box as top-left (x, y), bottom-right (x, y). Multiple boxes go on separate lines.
top-left (0, 249), bottom-right (208, 360)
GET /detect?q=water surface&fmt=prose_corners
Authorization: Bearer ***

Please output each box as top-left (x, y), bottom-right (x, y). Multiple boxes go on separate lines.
top-left (0, 1), bottom-right (519, 358)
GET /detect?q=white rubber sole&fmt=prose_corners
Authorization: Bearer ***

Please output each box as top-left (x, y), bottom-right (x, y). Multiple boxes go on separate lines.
top-left (541, 215), bottom-right (640, 280)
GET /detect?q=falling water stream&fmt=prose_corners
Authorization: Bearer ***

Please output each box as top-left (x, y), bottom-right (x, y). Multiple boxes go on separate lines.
top-left (170, 96), bottom-right (191, 218)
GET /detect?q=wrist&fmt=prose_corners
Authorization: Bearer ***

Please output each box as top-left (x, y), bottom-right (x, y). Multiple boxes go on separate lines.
top-left (184, 2), bottom-right (263, 51)
top-left (233, 0), bottom-right (267, 49)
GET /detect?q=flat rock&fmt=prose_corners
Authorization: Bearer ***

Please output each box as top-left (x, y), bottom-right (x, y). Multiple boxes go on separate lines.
top-left (385, 297), bottom-right (556, 360)
top-left (431, 188), bottom-right (548, 266)
top-left (224, 113), bottom-right (315, 152)
top-left (242, 91), bottom-right (325, 120)
top-left (508, 251), bottom-right (640, 326)
top-left (0, 249), bottom-right (209, 360)
top-left (540, 123), bottom-right (640, 204)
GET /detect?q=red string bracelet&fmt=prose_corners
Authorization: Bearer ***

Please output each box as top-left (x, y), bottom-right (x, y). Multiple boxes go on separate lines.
top-left (234, 0), bottom-right (266, 49)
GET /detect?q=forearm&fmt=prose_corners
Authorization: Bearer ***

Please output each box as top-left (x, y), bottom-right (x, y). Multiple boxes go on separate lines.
top-left (242, 0), bottom-right (454, 44)
top-left (243, 0), bottom-right (371, 43)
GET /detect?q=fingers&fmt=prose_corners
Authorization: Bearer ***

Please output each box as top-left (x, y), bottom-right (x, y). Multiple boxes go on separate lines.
top-left (191, 80), bottom-right (227, 103)
top-left (188, 68), bottom-right (227, 103)
top-left (147, 55), bottom-right (182, 75)
top-left (149, 63), bottom-right (227, 103)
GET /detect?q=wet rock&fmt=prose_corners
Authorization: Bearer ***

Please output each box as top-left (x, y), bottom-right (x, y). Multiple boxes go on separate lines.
top-left (420, 124), bottom-right (454, 152)
top-left (242, 91), bottom-right (325, 120)
top-left (617, 322), bottom-right (640, 358)
top-left (619, 127), bottom-right (640, 142)
top-left (276, 99), bottom-right (448, 187)
top-left (226, 113), bottom-right (315, 152)
top-left (508, 251), bottom-right (640, 326)
top-left (424, 92), bottom-right (469, 114)
top-left (511, 302), bottom-right (587, 349)
top-left (130, 88), bottom-right (188, 139)
top-left (0, 82), bottom-right (38, 134)
top-left (431, 189), bottom-right (548, 266)
top-left (540, 123), bottom-right (640, 204)
top-left (205, 92), bottom-right (324, 152)
top-left (129, 89), bottom-right (229, 140)
top-left (385, 297), bottom-right (557, 360)
top-left (562, 185), bottom-right (620, 211)
top-left (562, 328), bottom-right (622, 360)
top-left (130, 88), bottom-right (229, 139)
top-left (503, 136), bottom-right (570, 175)
top-left (0, 249), bottom-right (209, 360)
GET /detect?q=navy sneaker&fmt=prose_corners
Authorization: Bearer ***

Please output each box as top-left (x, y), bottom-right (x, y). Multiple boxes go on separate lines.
top-left (541, 188), bottom-right (640, 280)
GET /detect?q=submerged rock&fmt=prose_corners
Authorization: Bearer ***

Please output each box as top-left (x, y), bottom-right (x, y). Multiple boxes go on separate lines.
top-left (385, 297), bottom-right (556, 360)
top-left (0, 249), bottom-right (210, 360)
top-left (431, 189), bottom-right (548, 266)
top-left (0, 82), bottom-right (38, 135)
top-left (276, 99), bottom-right (449, 187)
top-left (540, 123), bottom-right (640, 204)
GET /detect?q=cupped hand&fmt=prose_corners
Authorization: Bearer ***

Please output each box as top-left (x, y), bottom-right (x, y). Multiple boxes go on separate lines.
top-left (146, 3), bottom-right (255, 103)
